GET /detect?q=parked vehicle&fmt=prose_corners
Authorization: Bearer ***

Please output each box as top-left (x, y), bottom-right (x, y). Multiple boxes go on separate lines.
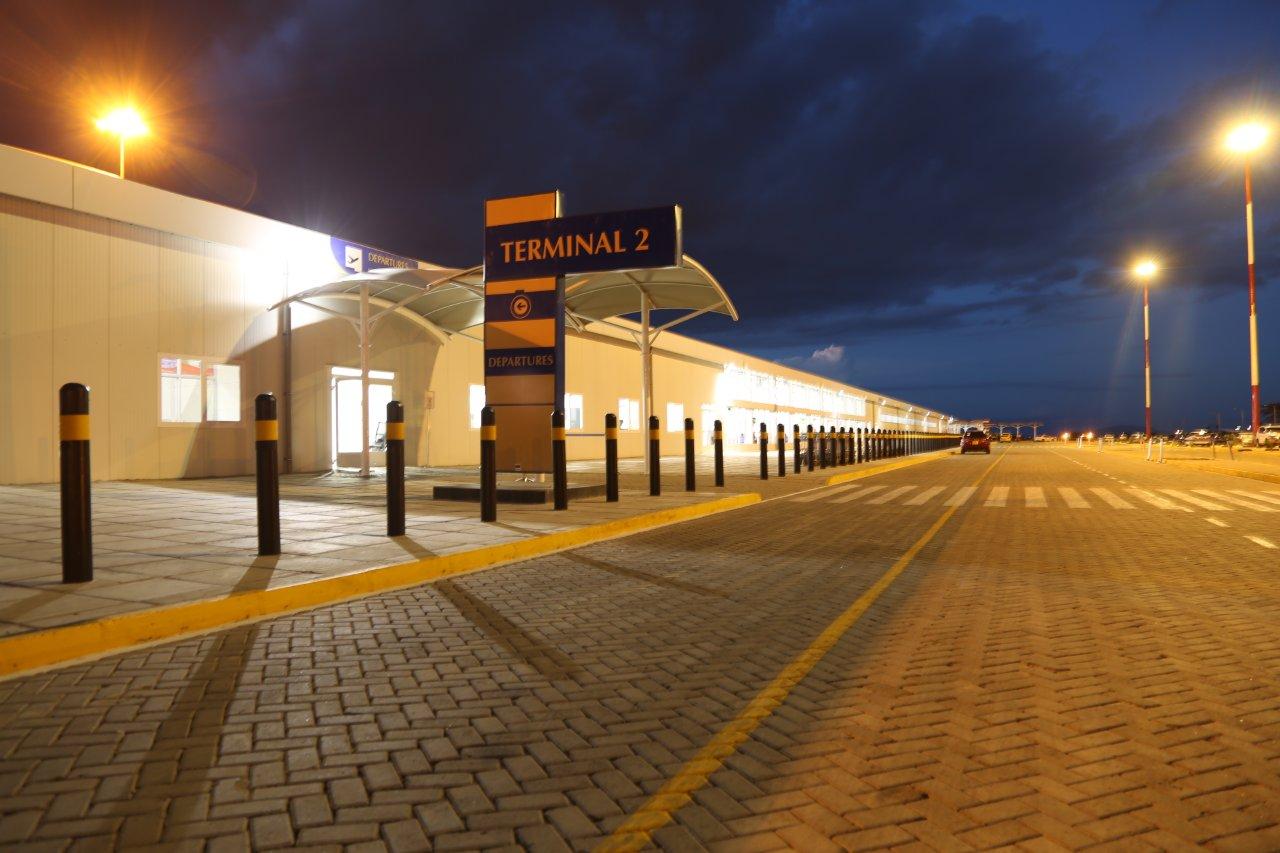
top-left (1240, 424), bottom-right (1280, 450)
top-left (1183, 428), bottom-right (1214, 447)
top-left (960, 428), bottom-right (991, 454)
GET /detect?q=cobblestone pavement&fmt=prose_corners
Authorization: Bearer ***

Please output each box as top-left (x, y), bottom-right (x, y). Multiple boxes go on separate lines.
top-left (0, 445), bottom-right (897, 637)
top-left (2, 444), bottom-right (1277, 850)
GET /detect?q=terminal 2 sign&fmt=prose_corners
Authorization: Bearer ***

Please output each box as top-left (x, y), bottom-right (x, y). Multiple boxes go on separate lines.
top-left (483, 193), bottom-right (682, 472)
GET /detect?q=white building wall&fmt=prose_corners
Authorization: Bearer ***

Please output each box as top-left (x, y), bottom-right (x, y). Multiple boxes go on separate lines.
top-left (0, 143), bottom-right (967, 484)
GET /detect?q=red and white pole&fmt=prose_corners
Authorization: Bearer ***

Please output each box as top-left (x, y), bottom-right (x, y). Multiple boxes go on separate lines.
top-left (1246, 160), bottom-right (1261, 439)
top-left (1144, 284), bottom-right (1152, 438)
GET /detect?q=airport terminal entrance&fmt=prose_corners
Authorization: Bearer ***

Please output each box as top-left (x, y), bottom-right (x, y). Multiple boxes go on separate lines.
top-left (331, 366), bottom-right (395, 471)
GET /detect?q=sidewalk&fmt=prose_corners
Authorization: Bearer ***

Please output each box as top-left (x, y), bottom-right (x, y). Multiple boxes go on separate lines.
top-left (0, 449), bottom-right (944, 646)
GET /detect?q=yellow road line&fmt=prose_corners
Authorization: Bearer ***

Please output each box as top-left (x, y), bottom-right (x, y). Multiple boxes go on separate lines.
top-left (0, 493), bottom-right (759, 681)
top-left (597, 453), bottom-right (1004, 852)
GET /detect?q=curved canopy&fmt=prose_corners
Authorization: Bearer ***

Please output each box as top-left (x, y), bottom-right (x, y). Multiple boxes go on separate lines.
top-left (270, 255), bottom-right (737, 337)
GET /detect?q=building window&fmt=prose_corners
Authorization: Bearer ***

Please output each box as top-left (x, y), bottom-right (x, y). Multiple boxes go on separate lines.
top-left (667, 402), bottom-right (684, 431)
top-left (160, 356), bottom-right (240, 423)
top-left (469, 384), bottom-right (486, 429)
top-left (618, 398), bottom-right (641, 430)
top-left (205, 363), bottom-right (242, 422)
top-left (565, 394), bottom-right (584, 430)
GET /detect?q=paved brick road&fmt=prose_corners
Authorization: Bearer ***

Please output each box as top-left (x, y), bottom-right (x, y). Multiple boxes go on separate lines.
top-left (2, 445), bottom-right (1278, 850)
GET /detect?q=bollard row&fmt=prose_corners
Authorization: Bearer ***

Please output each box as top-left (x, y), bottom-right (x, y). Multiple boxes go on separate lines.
top-left (51, 380), bottom-right (964, 580)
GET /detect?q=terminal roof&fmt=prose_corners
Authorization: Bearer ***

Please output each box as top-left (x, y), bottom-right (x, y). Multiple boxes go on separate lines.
top-left (269, 255), bottom-right (738, 338)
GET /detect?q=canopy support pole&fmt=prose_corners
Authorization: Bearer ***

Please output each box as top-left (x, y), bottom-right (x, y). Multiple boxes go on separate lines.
top-left (641, 295), bottom-right (653, 478)
top-left (360, 284), bottom-right (371, 479)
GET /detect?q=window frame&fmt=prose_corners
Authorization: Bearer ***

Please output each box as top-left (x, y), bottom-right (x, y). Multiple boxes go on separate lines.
top-left (666, 402), bottom-right (685, 432)
top-left (158, 353), bottom-right (243, 427)
top-left (564, 393), bottom-right (584, 431)
top-left (468, 384), bottom-right (486, 430)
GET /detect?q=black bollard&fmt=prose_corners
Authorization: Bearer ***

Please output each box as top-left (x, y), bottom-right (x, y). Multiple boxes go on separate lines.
top-left (552, 408), bottom-right (568, 510)
top-left (713, 419), bottom-right (725, 487)
top-left (759, 423), bottom-right (769, 480)
top-left (818, 426), bottom-right (827, 470)
top-left (59, 382), bottom-right (92, 583)
top-left (255, 393), bottom-right (281, 556)
top-left (605, 413), bottom-right (619, 502)
top-left (838, 428), bottom-right (847, 465)
top-left (649, 415), bottom-right (661, 496)
top-left (777, 423), bottom-right (786, 477)
top-left (480, 406), bottom-right (497, 522)
top-left (684, 417), bottom-right (696, 492)
top-left (793, 425), bottom-right (801, 474)
top-left (856, 427), bottom-right (863, 464)
top-left (386, 400), bottom-right (405, 536)
top-left (807, 425), bottom-right (815, 471)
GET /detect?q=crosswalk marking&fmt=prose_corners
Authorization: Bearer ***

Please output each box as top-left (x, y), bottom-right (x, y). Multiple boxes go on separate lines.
top-left (867, 485), bottom-right (916, 505)
top-left (1231, 490), bottom-right (1280, 506)
top-left (1160, 489), bottom-right (1230, 511)
top-left (790, 483), bottom-right (861, 503)
top-left (1127, 489), bottom-right (1192, 512)
top-left (832, 484), bottom-right (885, 504)
top-left (1193, 489), bottom-right (1276, 512)
top-left (1247, 535), bottom-right (1277, 549)
top-left (905, 486), bottom-right (945, 505)
top-left (1090, 487), bottom-right (1133, 509)
top-left (1058, 487), bottom-right (1089, 508)
top-left (790, 482), bottom-right (1280, 513)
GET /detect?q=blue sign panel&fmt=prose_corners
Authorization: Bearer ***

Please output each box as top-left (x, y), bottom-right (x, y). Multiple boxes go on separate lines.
top-left (329, 236), bottom-right (419, 274)
top-left (484, 206), bottom-right (681, 282)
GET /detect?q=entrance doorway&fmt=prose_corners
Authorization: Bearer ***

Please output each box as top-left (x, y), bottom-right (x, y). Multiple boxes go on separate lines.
top-left (330, 366), bottom-right (395, 470)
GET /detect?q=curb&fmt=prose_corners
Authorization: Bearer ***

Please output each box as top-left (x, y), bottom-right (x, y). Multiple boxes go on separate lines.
top-left (824, 449), bottom-right (954, 486)
top-left (0, 492), bottom-right (761, 680)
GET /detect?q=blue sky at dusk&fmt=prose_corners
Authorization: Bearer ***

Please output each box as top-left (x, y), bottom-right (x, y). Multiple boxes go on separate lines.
top-left (1, 0), bottom-right (1277, 432)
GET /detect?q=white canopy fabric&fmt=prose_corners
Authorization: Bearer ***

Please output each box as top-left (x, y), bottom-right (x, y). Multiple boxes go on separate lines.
top-left (269, 255), bottom-right (737, 478)
top-left (269, 255), bottom-right (737, 336)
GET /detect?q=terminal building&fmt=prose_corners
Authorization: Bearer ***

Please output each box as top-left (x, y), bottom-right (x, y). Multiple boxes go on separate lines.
top-left (0, 143), bottom-right (967, 485)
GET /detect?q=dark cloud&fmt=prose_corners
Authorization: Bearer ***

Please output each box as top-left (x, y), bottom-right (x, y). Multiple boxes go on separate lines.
top-left (0, 0), bottom-right (1277, 429)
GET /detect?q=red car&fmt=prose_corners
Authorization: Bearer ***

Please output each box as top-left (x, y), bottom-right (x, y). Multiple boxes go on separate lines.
top-left (960, 428), bottom-right (991, 454)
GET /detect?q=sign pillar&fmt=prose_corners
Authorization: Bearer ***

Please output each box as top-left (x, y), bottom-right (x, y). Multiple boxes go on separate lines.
top-left (483, 192), bottom-right (564, 475)
top-left (640, 295), bottom-right (653, 477)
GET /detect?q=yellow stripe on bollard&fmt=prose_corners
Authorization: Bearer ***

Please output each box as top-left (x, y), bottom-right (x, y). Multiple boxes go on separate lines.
top-left (59, 414), bottom-right (90, 441)
top-left (552, 427), bottom-right (566, 441)
top-left (606, 427), bottom-right (619, 440)
top-left (481, 425), bottom-right (497, 441)
top-left (684, 429), bottom-right (694, 440)
top-left (255, 420), bottom-right (279, 442)
top-left (713, 430), bottom-right (723, 440)
top-left (649, 428), bottom-right (660, 440)
top-left (386, 422), bottom-right (405, 441)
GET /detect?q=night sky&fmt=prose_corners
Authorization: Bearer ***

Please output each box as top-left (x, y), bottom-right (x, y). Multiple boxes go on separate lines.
top-left (2, 1), bottom-right (1278, 433)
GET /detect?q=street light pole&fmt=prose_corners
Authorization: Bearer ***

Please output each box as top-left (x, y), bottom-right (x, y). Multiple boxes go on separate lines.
top-left (1144, 282), bottom-right (1152, 438)
top-left (94, 106), bottom-right (147, 180)
top-left (1245, 157), bottom-right (1260, 438)
top-left (1226, 121), bottom-right (1269, 438)
top-left (1132, 259), bottom-right (1158, 438)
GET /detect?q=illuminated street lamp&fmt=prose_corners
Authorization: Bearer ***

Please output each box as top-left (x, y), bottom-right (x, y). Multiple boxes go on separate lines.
top-left (1132, 259), bottom-right (1159, 438)
top-left (94, 107), bottom-right (148, 179)
top-left (1225, 121), bottom-right (1269, 437)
